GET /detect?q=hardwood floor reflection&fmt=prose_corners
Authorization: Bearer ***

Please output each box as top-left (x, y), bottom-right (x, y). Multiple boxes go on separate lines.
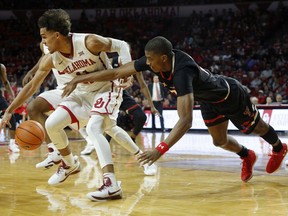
top-left (1, 130), bottom-right (288, 216)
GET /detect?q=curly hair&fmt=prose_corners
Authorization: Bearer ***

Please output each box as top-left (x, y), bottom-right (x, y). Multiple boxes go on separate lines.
top-left (38, 9), bottom-right (71, 36)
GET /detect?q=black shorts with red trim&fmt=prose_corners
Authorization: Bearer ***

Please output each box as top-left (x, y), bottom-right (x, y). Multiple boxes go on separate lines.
top-left (200, 77), bottom-right (260, 134)
top-left (0, 96), bottom-right (9, 113)
top-left (120, 90), bottom-right (141, 114)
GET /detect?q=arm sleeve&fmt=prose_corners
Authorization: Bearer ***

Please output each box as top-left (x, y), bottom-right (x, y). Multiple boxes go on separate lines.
top-left (110, 38), bottom-right (131, 64)
top-left (134, 56), bottom-right (151, 72)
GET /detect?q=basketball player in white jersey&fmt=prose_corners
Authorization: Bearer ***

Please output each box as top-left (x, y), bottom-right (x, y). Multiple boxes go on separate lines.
top-left (0, 9), bottom-right (156, 201)
top-left (22, 42), bottom-right (94, 169)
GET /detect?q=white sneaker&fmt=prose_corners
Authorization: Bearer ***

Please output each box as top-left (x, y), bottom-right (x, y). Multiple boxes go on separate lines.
top-left (143, 163), bottom-right (157, 176)
top-left (36, 145), bottom-right (62, 169)
top-left (81, 142), bottom-right (94, 155)
top-left (86, 177), bottom-right (122, 201)
top-left (48, 155), bottom-right (81, 185)
top-left (9, 139), bottom-right (20, 153)
top-left (9, 153), bottom-right (20, 164)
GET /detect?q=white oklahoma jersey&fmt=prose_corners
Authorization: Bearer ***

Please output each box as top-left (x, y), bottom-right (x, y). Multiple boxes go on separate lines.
top-left (50, 33), bottom-right (123, 128)
top-left (43, 44), bottom-right (73, 90)
top-left (37, 44), bottom-right (74, 113)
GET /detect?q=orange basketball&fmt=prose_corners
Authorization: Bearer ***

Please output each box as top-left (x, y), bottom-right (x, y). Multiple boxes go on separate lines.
top-left (15, 120), bottom-right (45, 150)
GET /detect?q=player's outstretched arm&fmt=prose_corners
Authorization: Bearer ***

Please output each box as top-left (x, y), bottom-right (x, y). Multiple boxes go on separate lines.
top-left (137, 93), bottom-right (194, 165)
top-left (22, 56), bottom-right (43, 86)
top-left (0, 55), bottom-right (53, 129)
top-left (22, 42), bottom-right (45, 86)
top-left (62, 61), bottom-right (137, 97)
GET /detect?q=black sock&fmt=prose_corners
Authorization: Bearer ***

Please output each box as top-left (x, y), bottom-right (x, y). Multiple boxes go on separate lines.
top-left (273, 141), bottom-right (283, 152)
top-left (237, 146), bottom-right (249, 158)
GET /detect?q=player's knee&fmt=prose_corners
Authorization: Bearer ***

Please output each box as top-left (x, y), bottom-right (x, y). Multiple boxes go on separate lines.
top-left (45, 117), bottom-right (54, 133)
top-left (27, 98), bottom-right (50, 116)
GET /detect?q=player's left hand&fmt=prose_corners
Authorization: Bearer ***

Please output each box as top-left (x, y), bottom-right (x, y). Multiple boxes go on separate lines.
top-left (117, 76), bottom-right (133, 90)
top-left (137, 149), bottom-right (162, 166)
top-left (62, 81), bottom-right (77, 97)
top-left (0, 111), bottom-right (12, 129)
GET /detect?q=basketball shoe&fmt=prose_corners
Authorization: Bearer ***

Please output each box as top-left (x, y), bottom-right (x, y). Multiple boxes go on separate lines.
top-left (9, 139), bottom-right (20, 153)
top-left (80, 142), bottom-right (94, 155)
top-left (266, 143), bottom-right (287, 173)
top-left (36, 143), bottom-right (62, 168)
top-left (241, 150), bottom-right (257, 182)
top-left (48, 155), bottom-right (81, 185)
top-left (87, 177), bottom-right (122, 201)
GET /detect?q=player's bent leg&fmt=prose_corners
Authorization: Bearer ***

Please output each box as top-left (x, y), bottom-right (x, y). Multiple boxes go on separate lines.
top-left (128, 107), bottom-right (147, 141)
top-left (45, 107), bottom-right (81, 185)
top-left (85, 114), bottom-right (122, 201)
top-left (8, 114), bottom-right (19, 153)
top-left (208, 121), bottom-right (256, 182)
top-left (27, 97), bottom-right (51, 142)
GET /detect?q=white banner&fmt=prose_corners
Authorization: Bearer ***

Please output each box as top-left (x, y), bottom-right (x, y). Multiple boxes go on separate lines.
top-left (144, 107), bottom-right (288, 131)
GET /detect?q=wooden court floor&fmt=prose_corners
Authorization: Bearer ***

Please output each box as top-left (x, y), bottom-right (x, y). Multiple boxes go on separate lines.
top-left (1, 129), bottom-right (288, 216)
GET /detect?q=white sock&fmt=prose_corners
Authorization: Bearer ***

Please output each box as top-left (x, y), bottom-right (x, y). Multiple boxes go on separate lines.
top-left (9, 139), bottom-right (15, 145)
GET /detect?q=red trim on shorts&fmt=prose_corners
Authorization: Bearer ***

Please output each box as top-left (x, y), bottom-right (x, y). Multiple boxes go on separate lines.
top-left (37, 96), bottom-right (55, 111)
top-left (126, 104), bottom-right (140, 112)
top-left (58, 105), bottom-right (80, 129)
top-left (204, 115), bottom-right (225, 124)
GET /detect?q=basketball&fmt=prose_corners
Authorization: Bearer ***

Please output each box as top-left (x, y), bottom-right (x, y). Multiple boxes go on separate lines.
top-left (15, 120), bottom-right (45, 150)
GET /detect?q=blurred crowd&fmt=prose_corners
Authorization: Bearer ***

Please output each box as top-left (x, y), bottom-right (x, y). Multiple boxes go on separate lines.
top-left (1, 3), bottom-right (288, 112)
top-left (0, 0), bottom-right (265, 9)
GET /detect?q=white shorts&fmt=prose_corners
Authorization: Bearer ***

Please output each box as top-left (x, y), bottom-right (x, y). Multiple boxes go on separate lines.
top-left (59, 90), bottom-right (123, 129)
top-left (38, 89), bottom-right (63, 113)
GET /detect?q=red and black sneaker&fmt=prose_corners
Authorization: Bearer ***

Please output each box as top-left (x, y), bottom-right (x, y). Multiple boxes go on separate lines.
top-left (241, 150), bottom-right (257, 182)
top-left (266, 143), bottom-right (287, 174)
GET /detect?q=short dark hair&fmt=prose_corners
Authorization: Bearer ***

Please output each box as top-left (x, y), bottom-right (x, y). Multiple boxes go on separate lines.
top-left (145, 36), bottom-right (173, 57)
top-left (38, 9), bottom-right (71, 36)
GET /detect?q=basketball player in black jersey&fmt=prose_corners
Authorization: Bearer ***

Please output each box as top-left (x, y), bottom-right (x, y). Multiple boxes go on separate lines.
top-left (62, 36), bottom-right (287, 182)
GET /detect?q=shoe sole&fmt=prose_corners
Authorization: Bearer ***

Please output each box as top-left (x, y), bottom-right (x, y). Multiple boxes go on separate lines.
top-left (242, 155), bottom-right (258, 183)
top-left (80, 152), bottom-right (93, 155)
top-left (88, 191), bottom-right (123, 201)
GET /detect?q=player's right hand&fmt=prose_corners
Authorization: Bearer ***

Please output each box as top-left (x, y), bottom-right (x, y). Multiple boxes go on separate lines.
top-left (0, 111), bottom-right (12, 129)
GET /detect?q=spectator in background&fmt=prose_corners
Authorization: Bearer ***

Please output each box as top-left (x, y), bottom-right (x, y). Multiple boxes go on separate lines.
top-left (266, 96), bottom-right (273, 105)
top-left (275, 94), bottom-right (283, 105)
top-left (257, 90), bottom-right (266, 104)
top-left (148, 75), bottom-right (166, 132)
